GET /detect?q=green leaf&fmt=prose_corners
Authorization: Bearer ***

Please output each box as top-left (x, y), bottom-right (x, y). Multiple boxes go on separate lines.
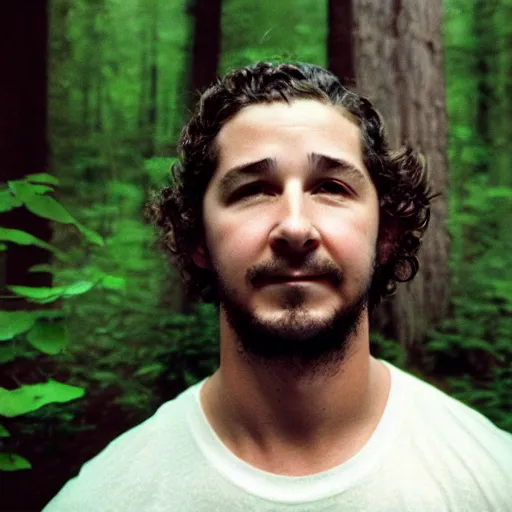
top-left (29, 184), bottom-right (55, 195)
top-left (90, 371), bottom-right (118, 383)
top-left (7, 180), bottom-right (53, 199)
top-left (0, 380), bottom-right (85, 418)
top-left (22, 193), bottom-right (76, 224)
top-left (486, 187), bottom-right (512, 199)
top-left (26, 320), bottom-right (68, 355)
top-left (0, 311), bottom-right (37, 341)
top-left (8, 177), bottom-right (103, 247)
top-left (0, 423), bottom-right (10, 437)
top-left (7, 281), bottom-right (95, 303)
top-left (6, 286), bottom-right (61, 303)
top-left (61, 281), bottom-right (96, 297)
top-left (0, 453), bottom-right (32, 471)
top-left (0, 345), bottom-right (16, 363)
top-left (0, 227), bottom-right (65, 260)
top-left (144, 157), bottom-right (176, 187)
top-left (133, 363), bottom-right (165, 378)
top-left (0, 188), bottom-right (22, 213)
top-left (452, 125), bottom-right (473, 141)
top-left (100, 275), bottom-right (126, 290)
top-left (464, 338), bottom-right (501, 355)
top-left (76, 222), bottom-right (104, 247)
top-left (25, 173), bottom-right (60, 186)
top-left (0, 243), bottom-right (7, 251)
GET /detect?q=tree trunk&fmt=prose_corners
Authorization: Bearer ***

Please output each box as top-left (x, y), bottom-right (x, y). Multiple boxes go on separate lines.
top-left (188, 0), bottom-right (221, 108)
top-left (352, 0), bottom-right (450, 363)
top-left (328, 0), bottom-right (356, 87)
top-left (174, 0), bottom-right (221, 313)
top-left (0, 1), bottom-right (52, 311)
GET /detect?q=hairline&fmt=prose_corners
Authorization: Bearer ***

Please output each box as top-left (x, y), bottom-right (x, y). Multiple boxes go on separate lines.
top-left (208, 96), bottom-right (364, 181)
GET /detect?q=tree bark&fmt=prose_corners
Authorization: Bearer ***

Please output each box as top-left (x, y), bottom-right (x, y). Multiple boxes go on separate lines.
top-left (173, 0), bottom-right (221, 313)
top-left (353, 0), bottom-right (450, 362)
top-left (328, 0), bottom-right (356, 87)
top-left (0, 1), bottom-right (52, 311)
top-left (188, 0), bottom-right (221, 108)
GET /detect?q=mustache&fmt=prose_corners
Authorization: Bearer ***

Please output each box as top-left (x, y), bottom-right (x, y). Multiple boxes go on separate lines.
top-left (247, 257), bottom-right (344, 287)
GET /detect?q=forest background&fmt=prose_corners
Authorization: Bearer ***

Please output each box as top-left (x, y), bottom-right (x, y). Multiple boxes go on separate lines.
top-left (1, 0), bottom-right (511, 510)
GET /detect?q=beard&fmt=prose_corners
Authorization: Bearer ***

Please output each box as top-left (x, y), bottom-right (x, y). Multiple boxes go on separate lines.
top-left (216, 254), bottom-right (375, 375)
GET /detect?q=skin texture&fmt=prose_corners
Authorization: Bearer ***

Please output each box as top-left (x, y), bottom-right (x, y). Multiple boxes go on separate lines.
top-left (193, 99), bottom-right (391, 476)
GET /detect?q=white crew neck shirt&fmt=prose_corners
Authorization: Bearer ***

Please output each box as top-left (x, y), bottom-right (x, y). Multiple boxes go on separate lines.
top-left (43, 360), bottom-right (512, 511)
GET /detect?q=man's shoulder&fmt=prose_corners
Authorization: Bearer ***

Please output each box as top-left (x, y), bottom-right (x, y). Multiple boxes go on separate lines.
top-left (42, 381), bottom-right (204, 511)
top-left (92, 381), bottom-right (198, 459)
top-left (384, 362), bottom-right (512, 508)
top-left (387, 361), bottom-right (512, 469)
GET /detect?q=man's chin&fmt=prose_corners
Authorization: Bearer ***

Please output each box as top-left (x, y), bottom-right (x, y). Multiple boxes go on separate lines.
top-left (221, 294), bottom-right (368, 368)
top-left (248, 308), bottom-right (338, 341)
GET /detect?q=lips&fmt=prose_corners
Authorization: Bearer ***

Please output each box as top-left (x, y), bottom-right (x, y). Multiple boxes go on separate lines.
top-left (256, 274), bottom-right (330, 286)
top-left (249, 261), bottom-right (344, 288)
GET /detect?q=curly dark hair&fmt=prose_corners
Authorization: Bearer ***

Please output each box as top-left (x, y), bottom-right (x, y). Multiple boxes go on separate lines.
top-left (145, 61), bottom-right (432, 312)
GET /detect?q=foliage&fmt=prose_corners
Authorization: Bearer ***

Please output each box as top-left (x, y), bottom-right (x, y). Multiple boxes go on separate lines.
top-left (0, 173), bottom-right (107, 471)
top-left (423, 179), bottom-right (512, 431)
top-left (221, 0), bottom-right (327, 72)
top-left (4, 0), bottom-right (512, 508)
top-left (446, 366), bottom-right (512, 432)
top-left (370, 331), bottom-right (407, 370)
top-left (422, 0), bottom-right (512, 432)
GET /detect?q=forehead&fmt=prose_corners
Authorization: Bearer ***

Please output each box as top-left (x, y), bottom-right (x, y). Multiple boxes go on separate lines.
top-left (214, 99), bottom-right (365, 175)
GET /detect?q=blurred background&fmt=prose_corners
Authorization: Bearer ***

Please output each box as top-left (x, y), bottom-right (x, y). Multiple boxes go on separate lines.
top-left (1, 0), bottom-right (511, 509)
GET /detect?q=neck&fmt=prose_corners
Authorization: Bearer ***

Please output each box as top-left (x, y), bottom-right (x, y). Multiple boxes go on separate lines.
top-left (200, 310), bottom-right (390, 475)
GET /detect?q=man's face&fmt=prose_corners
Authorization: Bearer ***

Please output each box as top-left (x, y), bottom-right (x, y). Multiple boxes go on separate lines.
top-left (196, 99), bottom-right (380, 365)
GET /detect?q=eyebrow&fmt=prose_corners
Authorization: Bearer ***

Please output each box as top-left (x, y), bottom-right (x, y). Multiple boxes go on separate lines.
top-left (308, 153), bottom-right (368, 183)
top-left (217, 158), bottom-right (278, 199)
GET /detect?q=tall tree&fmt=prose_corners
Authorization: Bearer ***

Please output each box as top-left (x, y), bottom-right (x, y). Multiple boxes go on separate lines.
top-left (351, 0), bottom-right (450, 362)
top-left (328, 0), bottom-right (356, 86)
top-left (172, 0), bottom-right (221, 313)
top-left (188, 0), bottom-right (222, 108)
top-left (0, 1), bottom-right (52, 311)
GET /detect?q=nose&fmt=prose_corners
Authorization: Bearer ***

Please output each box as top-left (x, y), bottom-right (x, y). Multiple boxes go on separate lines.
top-left (269, 187), bottom-right (320, 257)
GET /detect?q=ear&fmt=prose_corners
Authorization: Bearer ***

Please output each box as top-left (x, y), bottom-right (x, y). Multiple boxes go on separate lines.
top-left (377, 238), bottom-right (393, 266)
top-left (376, 218), bottom-right (399, 266)
top-left (191, 243), bottom-right (211, 270)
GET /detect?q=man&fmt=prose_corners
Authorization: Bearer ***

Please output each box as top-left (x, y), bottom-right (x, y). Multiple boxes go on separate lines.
top-left (44, 62), bottom-right (512, 511)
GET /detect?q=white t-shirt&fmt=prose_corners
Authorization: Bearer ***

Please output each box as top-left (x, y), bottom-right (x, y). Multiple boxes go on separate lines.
top-left (43, 360), bottom-right (512, 511)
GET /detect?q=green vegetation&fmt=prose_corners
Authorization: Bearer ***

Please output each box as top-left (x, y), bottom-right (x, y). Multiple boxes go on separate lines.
top-left (0, 0), bottom-right (510, 508)
top-left (424, 0), bottom-right (512, 432)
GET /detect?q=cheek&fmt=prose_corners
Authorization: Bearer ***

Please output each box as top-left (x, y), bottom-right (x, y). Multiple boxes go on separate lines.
top-left (320, 209), bottom-right (378, 264)
top-left (205, 210), bottom-right (273, 271)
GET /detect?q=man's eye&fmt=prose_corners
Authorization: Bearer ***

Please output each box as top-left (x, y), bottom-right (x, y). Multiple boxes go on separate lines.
top-left (231, 183), bottom-right (271, 202)
top-left (314, 180), bottom-right (350, 195)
